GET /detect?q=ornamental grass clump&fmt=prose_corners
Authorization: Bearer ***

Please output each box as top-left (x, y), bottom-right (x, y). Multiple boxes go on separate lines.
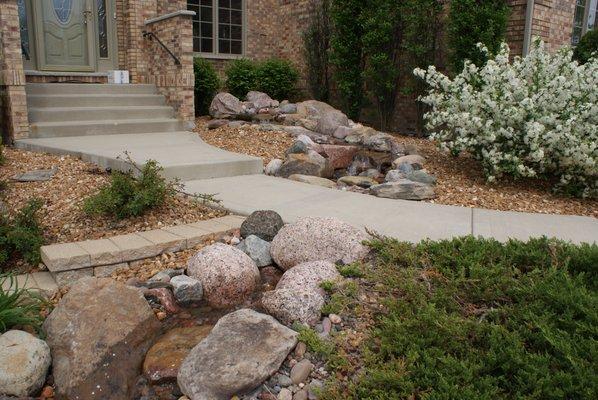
top-left (0, 273), bottom-right (46, 333)
top-left (415, 41), bottom-right (597, 197)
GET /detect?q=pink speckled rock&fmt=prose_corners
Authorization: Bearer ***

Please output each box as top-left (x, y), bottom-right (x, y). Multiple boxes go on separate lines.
top-left (187, 243), bottom-right (260, 308)
top-left (276, 261), bottom-right (341, 295)
top-left (270, 217), bottom-right (369, 270)
top-left (261, 289), bottom-right (325, 326)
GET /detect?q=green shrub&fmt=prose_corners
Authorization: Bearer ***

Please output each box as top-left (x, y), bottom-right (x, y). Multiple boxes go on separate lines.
top-left (573, 29), bottom-right (598, 64)
top-left (84, 160), bottom-right (174, 220)
top-left (0, 199), bottom-right (44, 268)
top-left (321, 236), bottom-right (598, 399)
top-left (447, 0), bottom-right (509, 73)
top-left (193, 57), bottom-right (220, 116)
top-left (225, 59), bottom-right (258, 99)
top-left (0, 273), bottom-right (46, 333)
top-left (255, 58), bottom-right (299, 101)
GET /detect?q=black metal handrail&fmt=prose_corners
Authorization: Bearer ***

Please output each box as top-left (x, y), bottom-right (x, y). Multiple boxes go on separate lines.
top-left (142, 31), bottom-right (181, 65)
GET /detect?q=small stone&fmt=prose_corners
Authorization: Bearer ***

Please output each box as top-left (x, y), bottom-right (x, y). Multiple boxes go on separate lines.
top-left (41, 385), bottom-right (54, 398)
top-left (144, 288), bottom-right (181, 314)
top-left (237, 235), bottom-right (273, 267)
top-left (396, 162), bottom-right (415, 174)
top-left (321, 317), bottom-right (332, 336)
top-left (295, 342), bottom-right (307, 358)
top-left (148, 271), bottom-right (171, 283)
top-left (294, 389), bottom-right (309, 400)
top-left (278, 388), bottom-right (293, 400)
top-left (261, 289), bottom-right (325, 326)
top-left (286, 141), bottom-right (309, 155)
top-left (170, 275), bottom-right (203, 305)
top-left (277, 374), bottom-right (293, 387)
top-left (266, 159), bottom-right (284, 176)
top-left (290, 360), bottom-right (313, 384)
top-left (329, 314), bottom-right (341, 324)
top-left (206, 119), bottom-right (229, 129)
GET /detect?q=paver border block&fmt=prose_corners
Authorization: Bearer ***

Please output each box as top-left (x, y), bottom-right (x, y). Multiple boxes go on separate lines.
top-left (77, 238), bottom-right (123, 266)
top-left (162, 224), bottom-right (212, 248)
top-left (41, 242), bottom-right (91, 272)
top-left (109, 233), bottom-right (161, 261)
top-left (137, 229), bottom-right (187, 253)
top-left (94, 262), bottom-right (130, 278)
top-left (53, 268), bottom-right (93, 287)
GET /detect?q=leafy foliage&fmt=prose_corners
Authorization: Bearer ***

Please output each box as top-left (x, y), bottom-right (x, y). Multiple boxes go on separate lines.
top-left (0, 273), bottom-right (46, 333)
top-left (295, 324), bottom-right (335, 357)
top-left (415, 41), bottom-right (598, 197)
top-left (225, 59), bottom-right (259, 99)
top-left (447, 0), bottom-right (510, 74)
top-left (255, 58), bottom-right (300, 101)
top-left (84, 159), bottom-right (174, 220)
top-left (573, 29), bottom-right (598, 64)
top-left (0, 199), bottom-right (44, 268)
top-left (329, 0), bottom-right (366, 120)
top-left (321, 236), bottom-right (598, 399)
top-left (193, 57), bottom-right (220, 116)
top-left (303, 0), bottom-right (332, 102)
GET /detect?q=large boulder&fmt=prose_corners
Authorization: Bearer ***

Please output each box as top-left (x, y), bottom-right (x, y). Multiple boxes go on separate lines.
top-left (187, 243), bottom-right (260, 308)
top-left (43, 277), bottom-right (160, 400)
top-left (270, 217), bottom-right (369, 270)
top-left (241, 210), bottom-right (284, 242)
top-left (277, 152), bottom-right (332, 179)
top-left (143, 325), bottom-right (213, 383)
top-left (0, 330), bottom-right (51, 397)
top-left (296, 100), bottom-right (349, 136)
top-left (316, 109), bottom-right (349, 136)
top-left (363, 132), bottom-right (394, 152)
top-left (276, 261), bottom-right (341, 295)
top-left (177, 309), bottom-right (298, 400)
top-left (370, 179), bottom-right (436, 200)
top-left (209, 93), bottom-right (243, 119)
top-left (246, 91), bottom-right (279, 110)
top-left (261, 289), bottom-right (325, 327)
top-left (392, 154), bottom-right (425, 169)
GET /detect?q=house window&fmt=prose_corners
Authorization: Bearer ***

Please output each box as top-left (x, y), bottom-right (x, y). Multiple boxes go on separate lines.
top-left (188, 0), bottom-right (244, 55)
top-left (572, 0), bottom-right (597, 45)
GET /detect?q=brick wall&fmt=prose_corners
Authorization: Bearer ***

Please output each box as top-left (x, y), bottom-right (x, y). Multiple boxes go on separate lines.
top-left (0, 0), bottom-right (28, 142)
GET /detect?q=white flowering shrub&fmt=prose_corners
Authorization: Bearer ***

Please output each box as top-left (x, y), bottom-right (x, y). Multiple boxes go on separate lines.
top-left (414, 41), bottom-right (597, 197)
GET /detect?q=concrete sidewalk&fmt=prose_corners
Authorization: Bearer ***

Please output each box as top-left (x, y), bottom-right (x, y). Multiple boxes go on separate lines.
top-left (185, 174), bottom-right (598, 244)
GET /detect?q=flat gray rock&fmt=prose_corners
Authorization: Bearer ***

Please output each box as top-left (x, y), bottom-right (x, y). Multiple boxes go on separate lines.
top-left (177, 309), bottom-right (298, 400)
top-left (237, 235), bottom-right (272, 267)
top-left (12, 167), bottom-right (57, 182)
top-left (370, 179), bottom-right (435, 200)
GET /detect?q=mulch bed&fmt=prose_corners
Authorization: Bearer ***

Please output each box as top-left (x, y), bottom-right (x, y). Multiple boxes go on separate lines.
top-left (0, 147), bottom-right (226, 272)
top-left (194, 117), bottom-right (597, 218)
top-left (195, 117), bottom-right (294, 165)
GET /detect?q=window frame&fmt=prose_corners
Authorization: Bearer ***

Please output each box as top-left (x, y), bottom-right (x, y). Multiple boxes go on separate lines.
top-left (572, 0), bottom-right (598, 45)
top-left (189, 0), bottom-right (247, 59)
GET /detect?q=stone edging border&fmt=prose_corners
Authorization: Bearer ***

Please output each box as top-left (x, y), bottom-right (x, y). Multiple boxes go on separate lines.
top-left (40, 215), bottom-right (245, 287)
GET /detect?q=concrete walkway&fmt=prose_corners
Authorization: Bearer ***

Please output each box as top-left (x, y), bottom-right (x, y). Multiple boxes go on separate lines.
top-left (185, 174), bottom-right (598, 244)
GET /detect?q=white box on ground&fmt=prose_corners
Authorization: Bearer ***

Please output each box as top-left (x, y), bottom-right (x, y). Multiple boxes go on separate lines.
top-left (107, 70), bottom-right (130, 84)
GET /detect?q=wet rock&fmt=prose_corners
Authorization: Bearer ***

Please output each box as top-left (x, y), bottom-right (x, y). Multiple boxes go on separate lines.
top-left (178, 309), bottom-right (297, 400)
top-left (241, 210), bottom-right (284, 242)
top-left (0, 330), bottom-right (51, 397)
top-left (270, 217), bottom-right (369, 270)
top-left (276, 261), bottom-right (341, 295)
top-left (237, 235), bottom-right (273, 267)
top-left (265, 159), bottom-right (284, 176)
top-left (143, 326), bottom-right (213, 383)
top-left (171, 275), bottom-right (203, 305)
top-left (319, 144), bottom-right (359, 170)
top-left (288, 174), bottom-right (336, 189)
top-left (187, 243), bottom-right (260, 309)
top-left (206, 119), bottom-right (229, 130)
top-left (337, 175), bottom-right (378, 188)
top-left (209, 93), bottom-right (243, 119)
top-left (43, 277), bottom-right (160, 400)
top-left (291, 360), bottom-right (313, 384)
top-left (261, 289), bottom-right (325, 326)
top-left (370, 179), bottom-right (435, 200)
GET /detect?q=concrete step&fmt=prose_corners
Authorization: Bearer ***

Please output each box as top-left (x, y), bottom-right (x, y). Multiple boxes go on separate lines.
top-left (28, 106), bottom-right (174, 123)
top-left (26, 83), bottom-right (156, 95)
top-left (15, 132), bottom-right (264, 181)
top-left (29, 118), bottom-right (183, 138)
top-left (27, 94), bottom-right (166, 108)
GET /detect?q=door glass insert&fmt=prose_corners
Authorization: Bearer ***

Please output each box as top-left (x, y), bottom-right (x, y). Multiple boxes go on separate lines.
top-left (97, 0), bottom-right (108, 58)
top-left (17, 0), bottom-right (30, 60)
top-left (53, 0), bottom-right (73, 25)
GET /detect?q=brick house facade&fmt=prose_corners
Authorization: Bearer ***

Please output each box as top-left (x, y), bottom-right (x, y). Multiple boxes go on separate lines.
top-left (0, 0), bottom-right (594, 142)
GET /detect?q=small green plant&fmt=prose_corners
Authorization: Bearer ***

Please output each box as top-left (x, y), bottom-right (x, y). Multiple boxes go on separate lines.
top-left (319, 280), bottom-right (335, 293)
top-left (0, 199), bottom-right (44, 268)
top-left (294, 324), bottom-right (335, 357)
top-left (225, 59), bottom-right (259, 99)
top-left (84, 159), bottom-right (174, 220)
top-left (337, 263), bottom-right (364, 278)
top-left (321, 280), bottom-right (358, 315)
top-left (194, 57), bottom-right (221, 116)
top-left (255, 58), bottom-right (299, 101)
top-left (0, 273), bottom-right (46, 333)
top-left (573, 29), bottom-right (598, 64)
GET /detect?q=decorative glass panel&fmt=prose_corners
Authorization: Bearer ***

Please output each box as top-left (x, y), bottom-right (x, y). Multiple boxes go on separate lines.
top-left (97, 0), bottom-right (108, 58)
top-left (17, 0), bottom-right (30, 60)
top-left (53, 0), bottom-right (73, 25)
